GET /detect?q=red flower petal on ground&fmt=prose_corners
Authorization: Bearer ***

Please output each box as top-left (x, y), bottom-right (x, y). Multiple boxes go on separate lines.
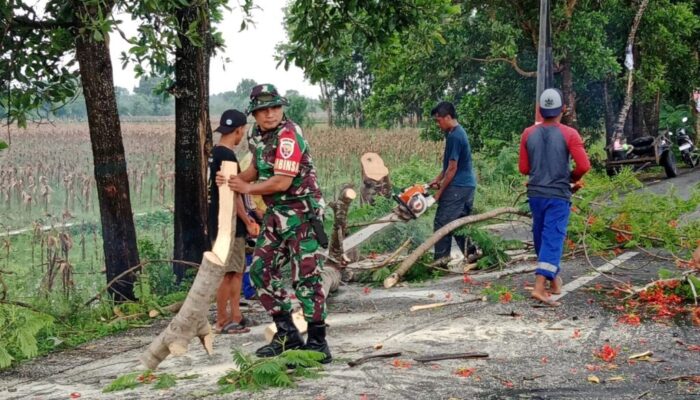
top-left (391, 359), bottom-right (412, 369)
top-left (70, 393), bottom-right (81, 399)
top-left (499, 292), bottom-right (513, 304)
top-left (572, 329), bottom-right (581, 339)
top-left (363, 287), bottom-right (371, 295)
top-left (541, 356), bottom-right (548, 364)
top-left (618, 313), bottom-right (641, 326)
top-left (687, 345), bottom-right (700, 352)
top-left (594, 344), bottom-right (619, 363)
top-left (503, 380), bottom-right (514, 388)
top-left (463, 275), bottom-right (473, 284)
top-left (454, 367), bottom-right (475, 378)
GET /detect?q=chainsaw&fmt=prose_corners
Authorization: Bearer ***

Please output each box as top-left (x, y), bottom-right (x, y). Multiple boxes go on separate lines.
top-left (392, 184), bottom-right (435, 221)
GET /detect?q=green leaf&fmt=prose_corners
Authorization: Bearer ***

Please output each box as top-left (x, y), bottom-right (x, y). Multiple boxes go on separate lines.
top-left (153, 373), bottom-right (177, 390)
top-left (93, 30), bottom-right (104, 42)
top-left (103, 371), bottom-right (143, 393)
top-left (0, 141), bottom-right (7, 151)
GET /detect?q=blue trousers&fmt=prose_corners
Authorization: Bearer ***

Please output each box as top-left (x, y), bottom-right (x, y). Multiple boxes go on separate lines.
top-left (528, 197), bottom-right (571, 280)
top-left (434, 186), bottom-right (475, 260)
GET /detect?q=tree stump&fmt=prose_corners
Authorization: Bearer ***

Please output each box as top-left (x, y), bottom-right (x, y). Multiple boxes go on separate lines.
top-left (140, 161), bottom-right (237, 370)
top-left (328, 186), bottom-right (357, 265)
top-left (360, 152), bottom-right (392, 205)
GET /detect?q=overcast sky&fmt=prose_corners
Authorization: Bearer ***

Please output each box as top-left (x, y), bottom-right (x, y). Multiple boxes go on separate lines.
top-left (110, 0), bottom-right (320, 98)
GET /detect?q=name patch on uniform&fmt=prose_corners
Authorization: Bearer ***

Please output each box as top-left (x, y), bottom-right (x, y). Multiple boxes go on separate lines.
top-left (274, 159), bottom-right (299, 173)
top-left (279, 138), bottom-right (295, 159)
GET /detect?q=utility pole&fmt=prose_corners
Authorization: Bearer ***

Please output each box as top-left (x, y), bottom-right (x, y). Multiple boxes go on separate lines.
top-left (535, 0), bottom-right (554, 122)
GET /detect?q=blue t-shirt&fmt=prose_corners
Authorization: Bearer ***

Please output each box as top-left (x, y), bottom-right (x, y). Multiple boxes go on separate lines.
top-left (442, 124), bottom-right (476, 188)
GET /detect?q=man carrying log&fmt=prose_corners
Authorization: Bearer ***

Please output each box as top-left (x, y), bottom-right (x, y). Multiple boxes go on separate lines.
top-left (429, 102), bottom-right (478, 261)
top-left (519, 88), bottom-right (590, 306)
top-left (220, 84), bottom-right (332, 363)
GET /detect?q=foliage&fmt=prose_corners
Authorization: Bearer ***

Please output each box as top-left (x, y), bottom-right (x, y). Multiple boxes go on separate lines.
top-left (280, 0), bottom-right (700, 143)
top-left (0, 141), bottom-right (7, 151)
top-left (0, 305), bottom-right (53, 368)
top-left (218, 349), bottom-right (325, 393)
top-left (284, 90), bottom-right (310, 127)
top-left (103, 370), bottom-right (190, 392)
top-left (481, 284), bottom-right (523, 304)
top-left (567, 170), bottom-right (700, 254)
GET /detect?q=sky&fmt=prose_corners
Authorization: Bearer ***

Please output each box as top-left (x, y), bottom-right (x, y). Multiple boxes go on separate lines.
top-left (110, 0), bottom-right (320, 98)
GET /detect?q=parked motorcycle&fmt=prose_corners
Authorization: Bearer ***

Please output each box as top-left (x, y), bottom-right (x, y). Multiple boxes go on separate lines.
top-left (673, 117), bottom-right (697, 168)
top-left (606, 129), bottom-right (677, 178)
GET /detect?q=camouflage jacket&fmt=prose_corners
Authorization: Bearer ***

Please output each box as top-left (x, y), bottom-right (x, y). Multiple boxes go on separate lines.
top-left (248, 118), bottom-right (325, 227)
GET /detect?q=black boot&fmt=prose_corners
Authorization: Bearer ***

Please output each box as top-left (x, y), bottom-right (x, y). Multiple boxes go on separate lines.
top-left (303, 321), bottom-right (332, 364)
top-left (255, 313), bottom-right (304, 358)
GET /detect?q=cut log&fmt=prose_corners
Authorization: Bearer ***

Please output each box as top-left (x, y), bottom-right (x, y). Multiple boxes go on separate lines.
top-left (384, 207), bottom-right (527, 288)
top-left (140, 161), bottom-right (237, 370)
top-left (328, 186), bottom-right (357, 265)
top-left (360, 152), bottom-right (392, 205)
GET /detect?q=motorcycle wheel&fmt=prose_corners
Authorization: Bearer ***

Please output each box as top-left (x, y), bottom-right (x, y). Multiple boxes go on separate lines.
top-left (660, 150), bottom-right (678, 178)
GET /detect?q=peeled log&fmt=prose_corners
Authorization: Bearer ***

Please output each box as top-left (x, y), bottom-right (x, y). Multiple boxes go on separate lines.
top-left (140, 161), bottom-right (237, 369)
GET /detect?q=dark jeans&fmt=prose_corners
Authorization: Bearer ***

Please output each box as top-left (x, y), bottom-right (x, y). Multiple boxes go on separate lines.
top-left (434, 185), bottom-right (475, 260)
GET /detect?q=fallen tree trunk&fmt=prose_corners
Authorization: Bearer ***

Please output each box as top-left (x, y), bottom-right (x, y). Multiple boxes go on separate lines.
top-left (140, 161), bottom-right (237, 370)
top-left (384, 207), bottom-right (527, 288)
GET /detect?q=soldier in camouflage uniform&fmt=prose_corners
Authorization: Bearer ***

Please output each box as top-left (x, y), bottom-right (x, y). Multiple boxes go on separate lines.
top-left (223, 84), bottom-right (331, 363)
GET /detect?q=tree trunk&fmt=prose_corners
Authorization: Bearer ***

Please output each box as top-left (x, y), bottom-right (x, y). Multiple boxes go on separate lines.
top-left (603, 80), bottom-right (616, 147)
top-left (172, 3), bottom-right (212, 283)
top-left (560, 58), bottom-right (578, 129)
top-left (73, 3), bottom-right (139, 301)
top-left (320, 80), bottom-right (333, 127)
top-left (141, 161), bottom-right (237, 370)
top-left (612, 0), bottom-right (650, 140)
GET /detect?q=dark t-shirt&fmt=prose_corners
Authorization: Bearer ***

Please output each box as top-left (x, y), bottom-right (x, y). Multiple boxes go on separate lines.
top-left (208, 146), bottom-right (245, 242)
top-left (442, 124), bottom-right (477, 188)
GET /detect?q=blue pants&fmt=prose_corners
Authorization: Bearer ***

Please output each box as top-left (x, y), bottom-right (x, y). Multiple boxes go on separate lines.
top-left (434, 186), bottom-right (475, 260)
top-left (528, 197), bottom-right (571, 280)
top-left (242, 254), bottom-right (257, 299)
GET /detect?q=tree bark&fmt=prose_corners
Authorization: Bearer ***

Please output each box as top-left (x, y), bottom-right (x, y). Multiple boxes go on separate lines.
top-left (328, 186), bottom-right (356, 265)
top-left (172, 3), bottom-right (212, 283)
top-left (560, 58), bottom-right (578, 129)
top-left (73, 1), bottom-right (139, 301)
top-left (612, 0), bottom-right (650, 140)
top-left (360, 152), bottom-right (392, 205)
top-left (320, 80), bottom-right (333, 127)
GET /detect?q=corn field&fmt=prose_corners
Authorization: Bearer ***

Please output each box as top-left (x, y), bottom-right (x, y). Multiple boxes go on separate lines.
top-left (1, 123), bottom-right (441, 231)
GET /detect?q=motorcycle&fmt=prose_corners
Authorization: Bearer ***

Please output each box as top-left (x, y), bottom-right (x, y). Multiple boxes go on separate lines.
top-left (606, 129), bottom-right (677, 178)
top-left (673, 117), bottom-right (697, 168)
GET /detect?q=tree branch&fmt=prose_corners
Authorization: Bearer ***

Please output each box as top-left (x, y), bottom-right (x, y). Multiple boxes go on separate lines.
top-left (12, 16), bottom-right (76, 30)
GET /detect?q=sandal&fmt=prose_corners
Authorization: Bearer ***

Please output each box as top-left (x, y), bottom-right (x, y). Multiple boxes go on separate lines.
top-left (219, 320), bottom-right (250, 334)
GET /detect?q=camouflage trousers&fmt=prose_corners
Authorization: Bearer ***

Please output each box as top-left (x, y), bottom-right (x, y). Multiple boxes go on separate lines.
top-left (250, 213), bottom-right (327, 322)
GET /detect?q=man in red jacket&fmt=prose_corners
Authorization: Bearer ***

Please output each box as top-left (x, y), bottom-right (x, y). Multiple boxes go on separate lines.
top-left (519, 88), bottom-right (590, 306)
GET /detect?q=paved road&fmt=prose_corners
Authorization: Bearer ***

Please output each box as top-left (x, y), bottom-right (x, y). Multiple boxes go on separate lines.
top-left (1, 251), bottom-right (698, 400)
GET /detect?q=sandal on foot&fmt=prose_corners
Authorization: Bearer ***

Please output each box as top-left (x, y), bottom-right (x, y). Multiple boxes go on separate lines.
top-left (220, 321), bottom-right (250, 334)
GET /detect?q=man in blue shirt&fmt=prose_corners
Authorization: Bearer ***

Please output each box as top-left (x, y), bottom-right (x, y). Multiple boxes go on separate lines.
top-left (429, 101), bottom-right (477, 261)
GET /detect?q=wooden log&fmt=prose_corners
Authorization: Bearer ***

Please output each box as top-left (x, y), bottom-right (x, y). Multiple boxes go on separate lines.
top-left (328, 186), bottom-right (357, 264)
top-left (348, 352), bottom-right (402, 367)
top-left (360, 152), bottom-right (392, 205)
top-left (413, 352), bottom-right (489, 363)
top-left (140, 161), bottom-right (237, 369)
top-left (383, 207), bottom-right (527, 288)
